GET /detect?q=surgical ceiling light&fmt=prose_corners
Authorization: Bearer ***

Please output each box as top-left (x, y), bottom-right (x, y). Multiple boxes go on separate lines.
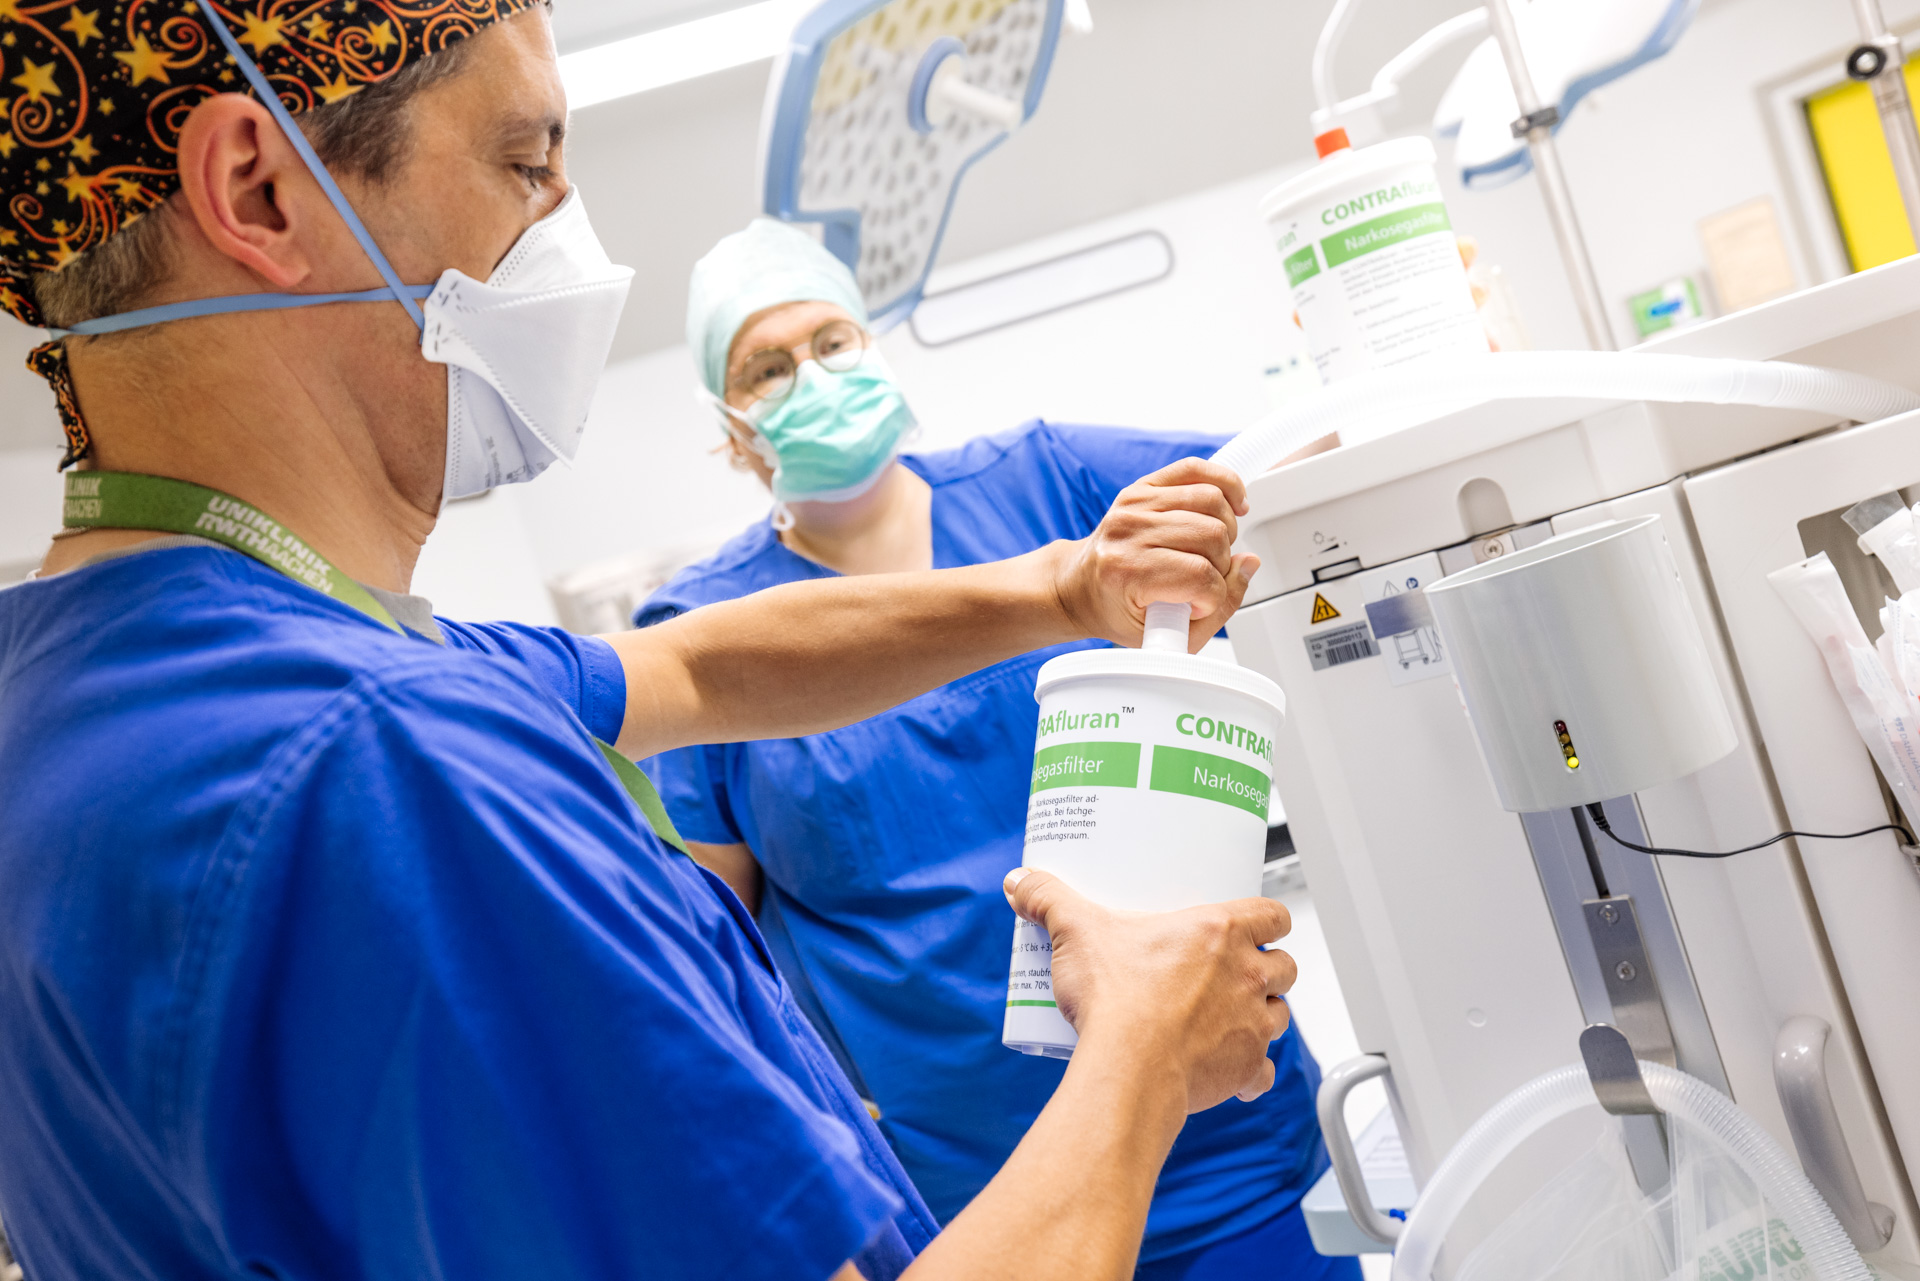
top-left (759, 0), bottom-right (1070, 328)
top-left (1430, 0), bottom-right (1698, 190)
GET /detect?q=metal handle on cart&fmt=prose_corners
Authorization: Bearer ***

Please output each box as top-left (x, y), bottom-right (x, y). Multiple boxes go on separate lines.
top-left (1774, 1016), bottom-right (1896, 1253)
top-left (1317, 1053), bottom-right (1403, 1246)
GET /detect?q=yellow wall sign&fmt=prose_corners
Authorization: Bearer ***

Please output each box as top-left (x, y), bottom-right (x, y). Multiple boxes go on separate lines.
top-left (1309, 593), bottom-right (1341, 624)
top-left (1805, 57), bottom-right (1920, 271)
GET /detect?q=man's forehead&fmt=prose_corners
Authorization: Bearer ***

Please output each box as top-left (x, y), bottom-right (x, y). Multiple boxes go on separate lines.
top-left (421, 8), bottom-right (566, 148)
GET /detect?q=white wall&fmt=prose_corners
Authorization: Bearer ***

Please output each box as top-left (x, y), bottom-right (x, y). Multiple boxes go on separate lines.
top-left (0, 324), bottom-right (64, 454)
top-left (512, 345), bottom-right (775, 576)
top-left (0, 448), bottom-right (63, 583)
top-left (0, 327), bottom-right (68, 583)
top-left (410, 489), bottom-right (565, 626)
top-left (888, 164), bottom-right (1312, 450)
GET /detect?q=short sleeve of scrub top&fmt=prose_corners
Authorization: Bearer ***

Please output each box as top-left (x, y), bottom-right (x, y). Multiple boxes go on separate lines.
top-left (437, 616), bottom-right (631, 744)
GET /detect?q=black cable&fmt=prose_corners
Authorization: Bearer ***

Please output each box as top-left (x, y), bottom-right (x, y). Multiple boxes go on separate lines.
top-left (1584, 803), bottom-right (1914, 860)
top-left (1570, 805), bottom-right (1611, 898)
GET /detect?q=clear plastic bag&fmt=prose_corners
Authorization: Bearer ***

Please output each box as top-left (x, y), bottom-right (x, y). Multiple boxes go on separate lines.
top-left (1882, 594), bottom-right (1920, 709)
top-left (1669, 1116), bottom-right (1816, 1281)
top-left (1769, 552), bottom-right (1920, 835)
top-left (1454, 1122), bottom-right (1672, 1281)
top-left (1844, 496), bottom-right (1920, 596)
top-left (1455, 1114), bottom-right (1860, 1281)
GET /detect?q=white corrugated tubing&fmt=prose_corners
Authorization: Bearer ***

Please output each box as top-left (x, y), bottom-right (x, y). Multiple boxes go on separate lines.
top-left (1208, 350), bottom-right (1920, 480)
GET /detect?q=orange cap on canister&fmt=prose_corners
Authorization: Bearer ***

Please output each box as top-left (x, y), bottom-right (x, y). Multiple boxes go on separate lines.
top-left (1314, 128), bottom-right (1352, 158)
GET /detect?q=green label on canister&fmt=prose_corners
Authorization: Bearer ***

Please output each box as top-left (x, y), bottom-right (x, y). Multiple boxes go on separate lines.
top-left (1321, 202), bottom-right (1452, 267)
top-left (1284, 244), bottom-right (1320, 286)
top-left (1149, 745), bottom-right (1270, 819)
top-left (1030, 741), bottom-right (1140, 793)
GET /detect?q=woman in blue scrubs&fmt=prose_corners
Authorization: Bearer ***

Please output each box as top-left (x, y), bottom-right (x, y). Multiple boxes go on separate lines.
top-left (638, 219), bottom-right (1359, 1280)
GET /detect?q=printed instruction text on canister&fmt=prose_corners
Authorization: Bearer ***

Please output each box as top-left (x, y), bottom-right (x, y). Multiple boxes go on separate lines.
top-left (1003, 660), bottom-right (1283, 1059)
top-left (1260, 137), bottom-right (1486, 384)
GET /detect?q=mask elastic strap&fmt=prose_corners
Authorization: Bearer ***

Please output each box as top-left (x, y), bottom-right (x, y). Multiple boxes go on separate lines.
top-left (53, 284), bottom-right (437, 338)
top-left (696, 386), bottom-right (774, 453)
top-left (185, 0), bottom-right (426, 331)
top-left (695, 384), bottom-right (750, 427)
top-left (695, 385), bottom-right (790, 498)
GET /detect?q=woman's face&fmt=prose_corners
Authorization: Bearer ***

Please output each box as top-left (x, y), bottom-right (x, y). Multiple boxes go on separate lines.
top-left (718, 299), bottom-right (863, 483)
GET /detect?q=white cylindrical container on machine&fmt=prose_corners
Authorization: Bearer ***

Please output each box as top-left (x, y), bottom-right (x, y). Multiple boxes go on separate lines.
top-left (1259, 135), bottom-right (1487, 385)
top-left (1003, 639), bottom-right (1287, 1058)
top-left (1424, 514), bottom-right (1739, 814)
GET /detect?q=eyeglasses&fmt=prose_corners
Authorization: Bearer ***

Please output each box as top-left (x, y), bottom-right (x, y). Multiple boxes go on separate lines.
top-left (730, 318), bottom-right (869, 407)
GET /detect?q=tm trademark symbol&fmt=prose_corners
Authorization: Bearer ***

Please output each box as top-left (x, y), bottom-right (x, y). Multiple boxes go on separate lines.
top-left (1122, 706), bottom-right (1135, 714)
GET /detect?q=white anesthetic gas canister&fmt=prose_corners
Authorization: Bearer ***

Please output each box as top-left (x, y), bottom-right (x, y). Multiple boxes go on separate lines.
top-left (1258, 135), bottom-right (1487, 384)
top-left (1002, 646), bottom-right (1287, 1058)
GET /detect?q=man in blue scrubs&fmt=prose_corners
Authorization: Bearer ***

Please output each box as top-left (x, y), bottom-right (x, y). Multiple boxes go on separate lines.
top-left (0, 6), bottom-right (1301, 1279)
top-left (639, 221), bottom-right (1357, 1279)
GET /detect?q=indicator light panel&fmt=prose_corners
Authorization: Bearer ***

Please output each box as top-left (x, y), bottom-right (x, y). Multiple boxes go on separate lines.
top-left (1554, 719), bottom-right (1580, 770)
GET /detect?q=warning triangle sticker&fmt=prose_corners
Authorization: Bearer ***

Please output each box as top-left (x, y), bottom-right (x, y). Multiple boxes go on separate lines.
top-left (1309, 593), bottom-right (1341, 624)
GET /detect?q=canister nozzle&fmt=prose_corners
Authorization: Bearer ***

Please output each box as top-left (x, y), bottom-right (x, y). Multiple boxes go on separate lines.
top-left (1142, 600), bottom-right (1191, 653)
top-left (1313, 127), bottom-right (1352, 158)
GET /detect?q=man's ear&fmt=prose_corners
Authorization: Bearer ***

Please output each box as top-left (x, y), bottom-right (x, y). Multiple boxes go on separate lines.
top-left (173, 94), bottom-right (320, 289)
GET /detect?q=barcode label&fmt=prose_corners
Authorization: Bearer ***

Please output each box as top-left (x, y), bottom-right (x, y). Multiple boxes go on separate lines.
top-left (1305, 620), bottom-right (1379, 672)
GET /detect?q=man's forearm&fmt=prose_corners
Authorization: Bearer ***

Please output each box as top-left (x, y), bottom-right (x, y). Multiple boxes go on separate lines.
top-left (604, 544), bottom-right (1075, 760)
top-left (903, 1026), bottom-right (1188, 1280)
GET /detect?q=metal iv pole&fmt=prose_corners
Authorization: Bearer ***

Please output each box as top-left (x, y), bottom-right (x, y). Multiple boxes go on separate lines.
top-left (1847, 0), bottom-right (1920, 248)
top-left (1483, 0), bottom-right (1617, 351)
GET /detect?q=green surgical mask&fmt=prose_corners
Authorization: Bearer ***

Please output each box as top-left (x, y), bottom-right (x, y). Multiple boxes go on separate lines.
top-left (715, 349), bottom-right (917, 508)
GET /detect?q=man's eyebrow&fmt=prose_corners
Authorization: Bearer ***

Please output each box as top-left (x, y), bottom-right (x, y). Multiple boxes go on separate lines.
top-left (492, 112), bottom-right (567, 152)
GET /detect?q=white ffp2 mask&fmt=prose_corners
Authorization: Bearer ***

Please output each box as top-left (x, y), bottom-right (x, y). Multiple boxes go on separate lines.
top-left (422, 189), bottom-right (634, 502)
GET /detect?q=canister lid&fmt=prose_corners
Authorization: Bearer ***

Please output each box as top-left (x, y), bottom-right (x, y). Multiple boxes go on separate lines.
top-left (1257, 134), bottom-right (1439, 223)
top-left (1036, 646), bottom-right (1286, 720)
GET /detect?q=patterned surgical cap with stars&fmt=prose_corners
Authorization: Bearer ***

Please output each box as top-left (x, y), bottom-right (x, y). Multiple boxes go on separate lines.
top-left (0, 0), bottom-right (543, 330)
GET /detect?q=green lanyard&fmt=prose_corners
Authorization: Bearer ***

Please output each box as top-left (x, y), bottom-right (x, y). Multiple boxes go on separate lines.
top-left (63, 471), bottom-right (690, 855)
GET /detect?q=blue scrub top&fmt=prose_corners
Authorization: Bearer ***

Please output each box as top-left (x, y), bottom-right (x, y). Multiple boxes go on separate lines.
top-left (0, 543), bottom-right (936, 1281)
top-left (637, 422), bottom-right (1331, 1261)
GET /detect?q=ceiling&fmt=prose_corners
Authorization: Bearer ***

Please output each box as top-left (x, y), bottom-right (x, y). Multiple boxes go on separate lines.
top-left (550, 0), bottom-right (756, 54)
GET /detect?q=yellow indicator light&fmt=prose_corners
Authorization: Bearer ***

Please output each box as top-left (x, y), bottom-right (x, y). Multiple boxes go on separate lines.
top-left (1553, 720), bottom-right (1580, 770)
